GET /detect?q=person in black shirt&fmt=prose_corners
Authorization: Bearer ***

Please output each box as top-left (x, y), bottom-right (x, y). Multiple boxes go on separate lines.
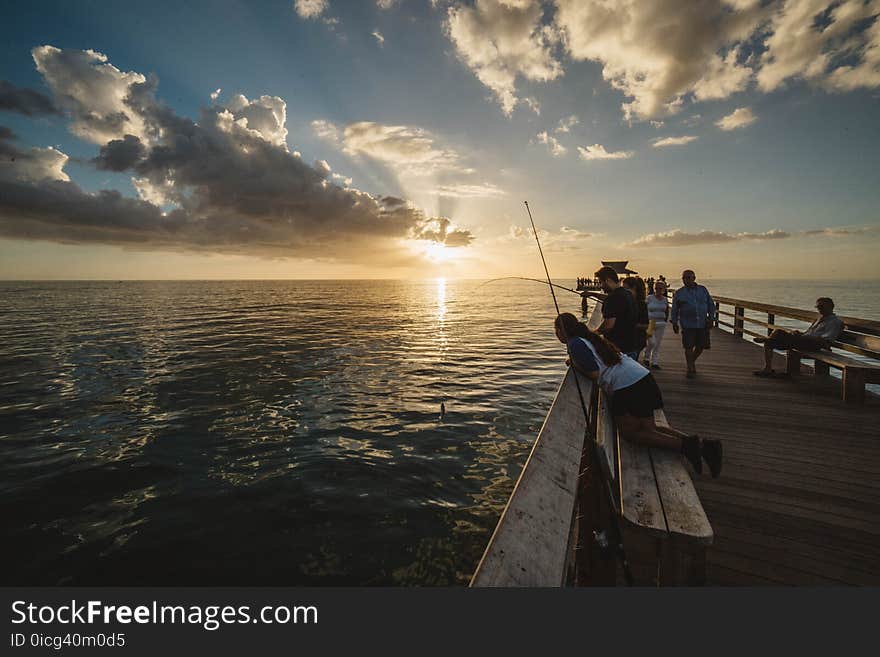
top-left (594, 265), bottom-right (638, 357)
top-left (623, 276), bottom-right (649, 361)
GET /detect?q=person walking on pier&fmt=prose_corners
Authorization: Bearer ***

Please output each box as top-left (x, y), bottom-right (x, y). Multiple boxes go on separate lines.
top-left (554, 313), bottom-right (722, 477)
top-left (594, 265), bottom-right (638, 359)
top-left (671, 270), bottom-right (715, 379)
top-left (752, 297), bottom-right (844, 377)
top-left (644, 279), bottom-right (669, 369)
top-left (623, 276), bottom-right (649, 362)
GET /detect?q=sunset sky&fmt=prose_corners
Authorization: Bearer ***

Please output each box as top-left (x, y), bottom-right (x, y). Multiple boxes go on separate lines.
top-left (1, 0), bottom-right (879, 280)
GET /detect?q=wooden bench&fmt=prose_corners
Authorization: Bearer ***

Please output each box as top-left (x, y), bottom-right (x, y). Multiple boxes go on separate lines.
top-left (597, 391), bottom-right (713, 585)
top-left (785, 329), bottom-right (880, 404)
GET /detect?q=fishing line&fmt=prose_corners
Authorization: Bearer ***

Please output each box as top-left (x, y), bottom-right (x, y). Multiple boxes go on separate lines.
top-left (523, 200), bottom-right (633, 586)
top-left (477, 276), bottom-right (583, 296)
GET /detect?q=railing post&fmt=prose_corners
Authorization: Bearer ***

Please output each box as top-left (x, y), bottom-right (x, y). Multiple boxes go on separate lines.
top-left (714, 301), bottom-right (720, 328)
top-left (734, 306), bottom-right (744, 338)
top-left (767, 312), bottom-right (775, 336)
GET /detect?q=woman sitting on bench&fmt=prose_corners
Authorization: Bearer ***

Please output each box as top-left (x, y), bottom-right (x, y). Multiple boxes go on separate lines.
top-left (554, 313), bottom-right (722, 477)
top-left (753, 297), bottom-right (844, 377)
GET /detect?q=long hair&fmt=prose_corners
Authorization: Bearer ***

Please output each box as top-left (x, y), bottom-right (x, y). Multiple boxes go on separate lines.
top-left (623, 276), bottom-right (646, 301)
top-left (555, 312), bottom-right (622, 366)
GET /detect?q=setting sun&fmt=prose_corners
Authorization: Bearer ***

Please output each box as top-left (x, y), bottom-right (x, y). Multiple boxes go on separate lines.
top-left (423, 241), bottom-right (454, 263)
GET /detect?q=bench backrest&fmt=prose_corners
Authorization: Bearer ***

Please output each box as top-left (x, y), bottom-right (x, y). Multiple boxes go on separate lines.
top-left (835, 329), bottom-right (880, 360)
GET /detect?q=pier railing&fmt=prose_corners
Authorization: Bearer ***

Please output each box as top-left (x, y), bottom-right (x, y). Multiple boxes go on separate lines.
top-left (712, 295), bottom-right (880, 361)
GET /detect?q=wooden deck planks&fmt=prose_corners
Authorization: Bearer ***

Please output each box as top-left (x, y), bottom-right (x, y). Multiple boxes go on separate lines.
top-left (650, 326), bottom-right (880, 585)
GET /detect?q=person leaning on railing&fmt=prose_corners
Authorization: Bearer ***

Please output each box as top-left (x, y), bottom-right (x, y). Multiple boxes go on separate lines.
top-left (752, 297), bottom-right (844, 377)
top-left (554, 312), bottom-right (722, 477)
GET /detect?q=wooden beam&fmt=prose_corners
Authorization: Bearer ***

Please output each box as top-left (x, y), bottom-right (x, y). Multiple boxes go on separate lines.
top-left (470, 369), bottom-right (592, 587)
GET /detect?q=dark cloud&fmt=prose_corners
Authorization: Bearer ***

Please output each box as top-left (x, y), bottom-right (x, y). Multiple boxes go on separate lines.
top-left (0, 80), bottom-right (60, 116)
top-left (802, 227), bottom-right (877, 237)
top-left (1, 46), bottom-right (474, 261)
top-left (93, 134), bottom-right (147, 171)
top-left (412, 216), bottom-right (474, 247)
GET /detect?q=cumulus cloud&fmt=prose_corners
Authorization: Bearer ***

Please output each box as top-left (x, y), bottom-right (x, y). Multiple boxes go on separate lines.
top-left (0, 127), bottom-right (69, 183)
top-left (0, 80), bottom-right (60, 116)
top-left (523, 96), bottom-right (542, 115)
top-left (825, 10), bottom-right (880, 91)
top-left (314, 119), bottom-right (468, 177)
top-left (1, 46), bottom-right (473, 260)
top-left (757, 0), bottom-right (880, 92)
top-left (93, 134), bottom-right (148, 171)
top-left (554, 114), bottom-right (579, 133)
top-left (412, 216), bottom-right (473, 246)
top-left (376, 0), bottom-right (399, 8)
top-left (434, 182), bottom-right (507, 198)
top-left (445, 0), bottom-right (563, 115)
top-left (535, 130), bottom-right (566, 156)
top-left (310, 118), bottom-right (340, 143)
top-left (630, 225), bottom-right (880, 246)
top-left (508, 224), bottom-right (592, 250)
top-left (439, 1), bottom-right (880, 120)
top-left (210, 88), bottom-right (222, 101)
top-left (32, 45), bottom-right (149, 144)
top-left (716, 106), bottom-right (757, 131)
top-left (554, 0), bottom-right (768, 120)
top-left (652, 135), bottom-right (699, 148)
top-left (331, 172), bottom-right (353, 186)
top-left (577, 143), bottom-right (633, 161)
top-left (225, 93), bottom-right (288, 147)
top-left (372, 30), bottom-right (385, 45)
top-left (629, 228), bottom-right (791, 246)
top-left (802, 226), bottom-right (880, 236)
top-left (294, 0), bottom-right (328, 19)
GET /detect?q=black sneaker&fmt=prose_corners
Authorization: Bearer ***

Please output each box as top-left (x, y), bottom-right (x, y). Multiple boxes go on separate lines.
top-left (681, 435), bottom-right (702, 475)
top-left (702, 439), bottom-right (723, 478)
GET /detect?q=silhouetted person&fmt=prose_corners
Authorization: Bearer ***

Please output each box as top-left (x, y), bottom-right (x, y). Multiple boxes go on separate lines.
top-left (753, 297), bottom-right (844, 377)
top-left (671, 270), bottom-right (714, 379)
top-left (623, 276), bottom-right (649, 362)
top-left (594, 265), bottom-right (637, 358)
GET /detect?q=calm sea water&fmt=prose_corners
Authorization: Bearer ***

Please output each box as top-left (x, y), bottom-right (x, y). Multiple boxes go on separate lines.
top-left (1, 279), bottom-right (877, 585)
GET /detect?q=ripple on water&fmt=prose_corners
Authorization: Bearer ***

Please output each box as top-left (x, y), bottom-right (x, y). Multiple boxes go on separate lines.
top-left (1, 280), bottom-right (579, 584)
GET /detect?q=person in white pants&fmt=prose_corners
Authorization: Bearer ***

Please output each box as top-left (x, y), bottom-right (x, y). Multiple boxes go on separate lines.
top-left (644, 280), bottom-right (669, 369)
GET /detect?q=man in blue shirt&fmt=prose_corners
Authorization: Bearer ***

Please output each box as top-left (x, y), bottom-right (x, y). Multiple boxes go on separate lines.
top-left (671, 270), bottom-right (715, 379)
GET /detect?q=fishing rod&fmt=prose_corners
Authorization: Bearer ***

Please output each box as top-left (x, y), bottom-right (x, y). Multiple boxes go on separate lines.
top-left (477, 276), bottom-right (582, 296)
top-left (523, 200), bottom-right (633, 586)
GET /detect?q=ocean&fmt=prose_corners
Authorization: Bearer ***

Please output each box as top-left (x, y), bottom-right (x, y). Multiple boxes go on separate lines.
top-left (1, 279), bottom-right (877, 585)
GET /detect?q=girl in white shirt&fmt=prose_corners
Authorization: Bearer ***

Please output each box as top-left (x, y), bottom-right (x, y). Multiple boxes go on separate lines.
top-left (644, 280), bottom-right (669, 368)
top-left (554, 312), bottom-right (721, 477)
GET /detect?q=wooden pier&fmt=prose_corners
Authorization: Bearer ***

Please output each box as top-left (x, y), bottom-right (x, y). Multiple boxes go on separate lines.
top-left (472, 297), bottom-right (880, 587)
top-left (649, 325), bottom-right (880, 585)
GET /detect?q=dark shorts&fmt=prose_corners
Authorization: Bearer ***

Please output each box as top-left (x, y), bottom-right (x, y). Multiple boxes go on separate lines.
top-left (681, 327), bottom-right (711, 350)
top-left (766, 331), bottom-right (828, 351)
top-left (611, 374), bottom-right (664, 418)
